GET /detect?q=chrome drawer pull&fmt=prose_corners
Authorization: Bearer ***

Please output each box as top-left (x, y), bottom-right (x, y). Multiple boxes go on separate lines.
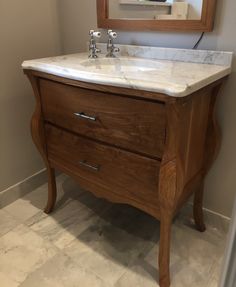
top-left (79, 160), bottom-right (100, 172)
top-left (74, 112), bottom-right (96, 121)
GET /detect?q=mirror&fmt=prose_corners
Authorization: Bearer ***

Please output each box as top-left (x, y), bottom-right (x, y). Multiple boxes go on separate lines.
top-left (97, 0), bottom-right (216, 31)
top-left (109, 0), bottom-right (202, 20)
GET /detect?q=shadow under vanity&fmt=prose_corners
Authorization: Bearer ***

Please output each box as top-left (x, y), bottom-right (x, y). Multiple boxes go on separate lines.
top-left (22, 42), bottom-right (232, 287)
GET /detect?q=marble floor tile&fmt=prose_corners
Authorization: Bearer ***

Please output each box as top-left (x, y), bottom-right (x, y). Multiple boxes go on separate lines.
top-left (115, 243), bottom-right (215, 287)
top-left (0, 209), bottom-right (20, 237)
top-left (3, 197), bottom-right (42, 223)
top-left (115, 265), bottom-right (160, 287)
top-left (23, 174), bottom-right (85, 211)
top-left (0, 224), bottom-right (58, 285)
top-left (177, 206), bottom-right (228, 244)
top-left (115, 215), bottom-right (226, 287)
top-left (96, 203), bottom-right (160, 241)
top-left (115, 231), bottom-right (195, 287)
top-left (206, 260), bottom-right (223, 287)
top-left (63, 205), bottom-right (159, 285)
top-left (0, 176), bottom-right (229, 287)
top-left (64, 228), bottom-right (140, 285)
top-left (171, 222), bottom-right (226, 276)
top-left (25, 191), bottom-right (113, 249)
top-left (3, 174), bottom-right (84, 223)
top-left (19, 253), bottom-right (111, 287)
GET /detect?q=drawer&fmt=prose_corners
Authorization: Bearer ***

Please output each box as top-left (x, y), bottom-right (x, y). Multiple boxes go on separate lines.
top-left (45, 124), bottom-right (160, 207)
top-left (40, 79), bottom-right (166, 159)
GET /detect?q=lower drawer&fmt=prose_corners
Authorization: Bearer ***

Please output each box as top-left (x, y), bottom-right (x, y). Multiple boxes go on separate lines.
top-left (45, 124), bottom-right (160, 208)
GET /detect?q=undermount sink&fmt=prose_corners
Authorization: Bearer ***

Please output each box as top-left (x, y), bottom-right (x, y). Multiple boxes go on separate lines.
top-left (80, 57), bottom-right (160, 73)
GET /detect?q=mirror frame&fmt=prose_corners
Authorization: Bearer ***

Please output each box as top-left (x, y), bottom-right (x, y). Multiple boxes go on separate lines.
top-left (97, 0), bottom-right (217, 32)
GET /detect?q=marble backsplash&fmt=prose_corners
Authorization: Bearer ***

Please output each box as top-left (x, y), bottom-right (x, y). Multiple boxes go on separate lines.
top-left (97, 43), bottom-right (233, 66)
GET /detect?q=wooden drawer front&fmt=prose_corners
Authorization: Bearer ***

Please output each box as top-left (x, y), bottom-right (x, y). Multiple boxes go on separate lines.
top-left (45, 124), bottom-right (160, 207)
top-left (40, 79), bottom-right (166, 159)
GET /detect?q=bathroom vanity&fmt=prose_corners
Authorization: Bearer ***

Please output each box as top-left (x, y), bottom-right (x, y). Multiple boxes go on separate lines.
top-left (22, 44), bottom-right (232, 287)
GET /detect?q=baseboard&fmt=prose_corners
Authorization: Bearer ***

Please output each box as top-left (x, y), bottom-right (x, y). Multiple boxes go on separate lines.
top-left (180, 202), bottom-right (231, 234)
top-left (0, 169), bottom-right (47, 209)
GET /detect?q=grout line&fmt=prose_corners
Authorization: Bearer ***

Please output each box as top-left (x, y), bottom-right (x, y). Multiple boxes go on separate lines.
top-left (0, 168), bottom-right (46, 194)
top-left (0, 218), bottom-right (22, 239)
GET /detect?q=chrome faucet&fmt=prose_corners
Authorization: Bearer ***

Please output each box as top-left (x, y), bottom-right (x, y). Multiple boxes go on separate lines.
top-left (89, 30), bottom-right (101, 58)
top-left (106, 30), bottom-right (120, 58)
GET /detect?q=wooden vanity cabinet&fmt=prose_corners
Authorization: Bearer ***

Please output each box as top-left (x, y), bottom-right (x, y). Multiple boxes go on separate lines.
top-left (25, 69), bottom-right (225, 287)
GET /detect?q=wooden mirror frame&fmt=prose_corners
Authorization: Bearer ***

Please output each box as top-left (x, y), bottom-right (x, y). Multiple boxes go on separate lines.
top-left (97, 0), bottom-right (217, 32)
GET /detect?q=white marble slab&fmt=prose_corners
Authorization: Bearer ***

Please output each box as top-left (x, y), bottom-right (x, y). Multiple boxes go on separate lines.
top-left (22, 44), bottom-right (233, 97)
top-left (97, 43), bottom-right (233, 66)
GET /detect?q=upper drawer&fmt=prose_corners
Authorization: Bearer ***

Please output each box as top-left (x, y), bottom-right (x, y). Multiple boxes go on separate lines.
top-left (40, 79), bottom-right (166, 158)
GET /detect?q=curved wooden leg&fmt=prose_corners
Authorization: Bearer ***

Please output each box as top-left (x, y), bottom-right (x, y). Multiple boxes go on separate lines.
top-left (27, 75), bottom-right (57, 214)
top-left (159, 213), bottom-right (172, 287)
top-left (193, 181), bottom-right (206, 232)
top-left (44, 167), bottom-right (57, 214)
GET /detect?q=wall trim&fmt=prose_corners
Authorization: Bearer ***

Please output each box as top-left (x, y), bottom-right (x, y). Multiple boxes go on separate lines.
top-left (202, 206), bottom-right (231, 221)
top-left (0, 169), bottom-right (47, 209)
top-left (181, 202), bottom-right (231, 233)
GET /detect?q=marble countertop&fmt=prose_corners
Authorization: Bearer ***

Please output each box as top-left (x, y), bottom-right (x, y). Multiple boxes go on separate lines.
top-left (22, 44), bottom-right (233, 97)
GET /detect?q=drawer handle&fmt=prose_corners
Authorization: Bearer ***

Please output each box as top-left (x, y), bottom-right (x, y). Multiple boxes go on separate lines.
top-left (74, 112), bottom-right (97, 121)
top-left (79, 160), bottom-right (100, 172)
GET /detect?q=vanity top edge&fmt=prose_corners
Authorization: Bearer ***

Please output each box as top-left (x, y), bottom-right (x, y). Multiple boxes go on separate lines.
top-left (22, 44), bottom-right (233, 98)
top-left (22, 65), bottom-right (230, 98)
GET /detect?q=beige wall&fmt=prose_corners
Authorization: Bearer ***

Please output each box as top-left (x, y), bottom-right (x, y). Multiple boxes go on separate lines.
top-left (58, 0), bottom-right (236, 218)
top-left (58, 1), bottom-right (97, 53)
top-left (0, 0), bottom-right (61, 192)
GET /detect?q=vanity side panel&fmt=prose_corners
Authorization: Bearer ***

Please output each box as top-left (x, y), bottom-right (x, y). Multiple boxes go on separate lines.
top-left (183, 89), bottom-right (212, 182)
top-left (173, 83), bottom-right (223, 212)
top-left (158, 82), bottom-right (224, 216)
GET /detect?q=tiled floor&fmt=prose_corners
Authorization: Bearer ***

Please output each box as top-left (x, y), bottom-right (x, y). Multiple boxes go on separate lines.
top-left (0, 174), bottom-right (228, 287)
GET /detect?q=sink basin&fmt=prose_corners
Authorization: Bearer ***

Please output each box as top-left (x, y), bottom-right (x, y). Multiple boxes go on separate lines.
top-left (80, 57), bottom-right (160, 73)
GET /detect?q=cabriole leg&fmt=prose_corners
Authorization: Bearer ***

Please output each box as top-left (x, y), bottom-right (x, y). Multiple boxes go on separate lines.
top-left (193, 181), bottom-right (206, 232)
top-left (44, 167), bottom-right (57, 214)
top-left (159, 213), bottom-right (172, 287)
top-left (26, 74), bottom-right (58, 214)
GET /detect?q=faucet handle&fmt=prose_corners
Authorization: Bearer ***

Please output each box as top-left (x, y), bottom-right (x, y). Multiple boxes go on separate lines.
top-left (95, 48), bottom-right (101, 54)
top-left (107, 29), bottom-right (117, 39)
top-left (113, 47), bottom-right (120, 53)
top-left (89, 30), bottom-right (101, 38)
